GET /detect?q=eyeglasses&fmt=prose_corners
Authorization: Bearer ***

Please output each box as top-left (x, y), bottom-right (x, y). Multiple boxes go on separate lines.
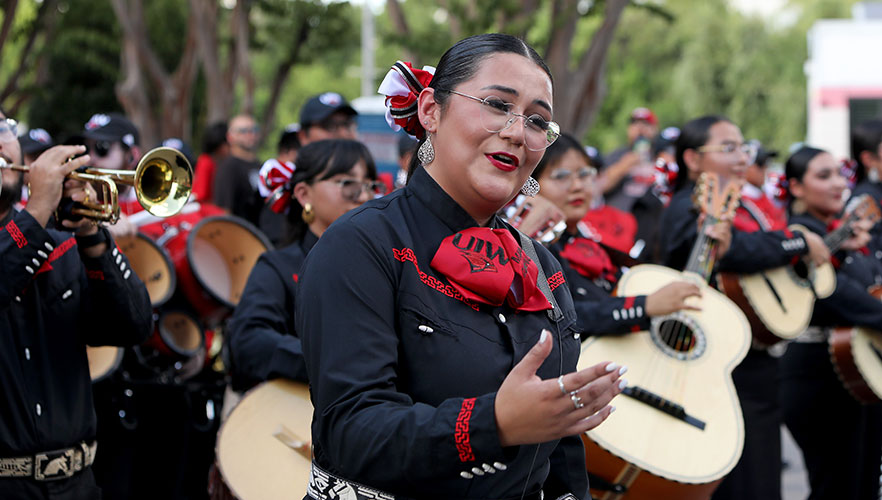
top-left (234, 126), bottom-right (260, 135)
top-left (697, 142), bottom-right (758, 164)
top-left (333, 178), bottom-right (387, 202)
top-left (320, 118), bottom-right (357, 133)
top-left (548, 166), bottom-right (597, 186)
top-left (447, 90), bottom-right (560, 151)
top-left (89, 140), bottom-right (114, 158)
top-left (0, 118), bottom-right (18, 142)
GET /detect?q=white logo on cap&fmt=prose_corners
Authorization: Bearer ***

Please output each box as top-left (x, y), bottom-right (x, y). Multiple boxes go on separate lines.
top-left (29, 129), bottom-right (51, 144)
top-left (85, 114), bottom-right (110, 130)
top-left (122, 134), bottom-right (135, 147)
top-left (319, 92), bottom-right (343, 107)
top-left (163, 138), bottom-right (184, 150)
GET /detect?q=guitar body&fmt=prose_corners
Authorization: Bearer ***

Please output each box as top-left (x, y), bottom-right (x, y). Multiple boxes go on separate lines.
top-left (214, 379), bottom-right (313, 499)
top-left (579, 264), bottom-right (750, 499)
top-left (830, 286), bottom-right (882, 404)
top-left (718, 224), bottom-right (836, 345)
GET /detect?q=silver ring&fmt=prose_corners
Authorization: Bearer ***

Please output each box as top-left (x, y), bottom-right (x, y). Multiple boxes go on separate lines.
top-left (557, 376), bottom-right (567, 395)
top-left (570, 391), bottom-right (584, 410)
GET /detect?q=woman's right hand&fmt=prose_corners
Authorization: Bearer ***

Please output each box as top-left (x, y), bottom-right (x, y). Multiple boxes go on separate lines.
top-left (645, 281), bottom-right (702, 316)
top-left (512, 195), bottom-right (565, 239)
top-left (495, 330), bottom-right (625, 447)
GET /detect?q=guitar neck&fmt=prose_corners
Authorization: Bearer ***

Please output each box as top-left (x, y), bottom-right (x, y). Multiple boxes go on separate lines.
top-left (823, 214), bottom-right (857, 253)
top-left (685, 216), bottom-right (718, 282)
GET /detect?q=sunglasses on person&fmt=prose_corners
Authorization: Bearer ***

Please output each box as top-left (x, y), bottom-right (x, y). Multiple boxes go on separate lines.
top-left (332, 178), bottom-right (387, 202)
top-left (88, 140), bottom-right (117, 158)
top-left (0, 118), bottom-right (18, 142)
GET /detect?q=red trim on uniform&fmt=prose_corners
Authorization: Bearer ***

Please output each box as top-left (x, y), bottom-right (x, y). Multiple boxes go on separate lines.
top-left (631, 325), bottom-right (642, 333)
top-left (455, 398), bottom-right (476, 462)
top-left (393, 248), bottom-right (480, 311)
top-left (623, 296), bottom-right (635, 309)
top-left (87, 270), bottom-right (105, 281)
top-left (831, 255), bottom-right (841, 269)
top-left (4, 220), bottom-right (27, 248)
top-left (36, 237), bottom-right (76, 275)
top-left (292, 273), bottom-right (299, 283)
top-left (783, 228), bottom-right (793, 238)
top-left (547, 271), bottom-right (565, 291)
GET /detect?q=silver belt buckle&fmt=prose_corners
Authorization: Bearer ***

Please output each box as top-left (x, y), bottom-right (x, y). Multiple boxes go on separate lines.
top-left (34, 448), bottom-right (75, 481)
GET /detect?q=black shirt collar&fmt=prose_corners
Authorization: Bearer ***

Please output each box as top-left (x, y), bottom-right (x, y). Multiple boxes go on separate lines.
top-left (300, 229), bottom-right (319, 254)
top-left (406, 166), bottom-right (504, 231)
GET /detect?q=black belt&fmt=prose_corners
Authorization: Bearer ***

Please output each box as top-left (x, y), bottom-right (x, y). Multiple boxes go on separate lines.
top-left (0, 441), bottom-right (97, 481)
top-left (307, 461), bottom-right (576, 500)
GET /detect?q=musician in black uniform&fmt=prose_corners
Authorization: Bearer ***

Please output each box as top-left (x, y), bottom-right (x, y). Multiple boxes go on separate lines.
top-left (849, 118), bottom-right (882, 251)
top-left (778, 146), bottom-right (882, 500)
top-left (0, 109), bottom-right (152, 499)
top-left (227, 139), bottom-right (380, 391)
top-left (657, 115), bottom-right (830, 500)
top-left (520, 132), bottom-right (701, 338)
top-left (297, 34), bottom-right (625, 500)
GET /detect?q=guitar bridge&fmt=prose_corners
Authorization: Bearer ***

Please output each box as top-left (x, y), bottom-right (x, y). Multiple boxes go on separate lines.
top-left (622, 385), bottom-right (706, 431)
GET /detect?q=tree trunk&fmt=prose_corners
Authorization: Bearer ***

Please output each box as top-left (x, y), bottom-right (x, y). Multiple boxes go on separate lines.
top-left (259, 18), bottom-right (310, 147)
top-left (190, 0), bottom-right (231, 123)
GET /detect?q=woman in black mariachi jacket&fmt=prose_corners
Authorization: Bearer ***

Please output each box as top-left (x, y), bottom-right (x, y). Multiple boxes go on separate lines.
top-left (849, 119), bottom-right (882, 253)
top-left (656, 116), bottom-right (831, 500)
top-left (778, 146), bottom-right (882, 500)
top-left (296, 34), bottom-right (626, 500)
top-left (520, 132), bottom-right (700, 337)
top-left (226, 139), bottom-right (379, 391)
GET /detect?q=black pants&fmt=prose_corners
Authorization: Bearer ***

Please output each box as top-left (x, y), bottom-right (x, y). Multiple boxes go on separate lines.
top-left (780, 342), bottom-right (882, 500)
top-left (712, 348), bottom-right (782, 500)
top-left (0, 469), bottom-right (101, 500)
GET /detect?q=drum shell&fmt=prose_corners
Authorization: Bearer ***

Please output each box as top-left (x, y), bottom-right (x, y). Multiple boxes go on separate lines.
top-left (86, 346), bottom-right (124, 383)
top-left (116, 232), bottom-right (176, 307)
top-left (144, 309), bottom-right (206, 362)
top-left (162, 215), bottom-right (271, 327)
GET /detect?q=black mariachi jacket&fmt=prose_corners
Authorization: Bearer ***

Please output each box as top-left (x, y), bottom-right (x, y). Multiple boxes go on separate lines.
top-left (789, 213), bottom-right (882, 329)
top-left (548, 234), bottom-right (649, 337)
top-left (227, 231), bottom-right (317, 391)
top-left (850, 180), bottom-right (882, 255)
top-left (297, 167), bottom-right (587, 500)
top-left (0, 209), bottom-right (152, 456)
top-left (658, 183), bottom-right (810, 274)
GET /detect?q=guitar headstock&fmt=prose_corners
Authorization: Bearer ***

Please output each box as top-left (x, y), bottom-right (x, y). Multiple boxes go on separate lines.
top-left (844, 194), bottom-right (882, 226)
top-left (693, 172), bottom-right (743, 221)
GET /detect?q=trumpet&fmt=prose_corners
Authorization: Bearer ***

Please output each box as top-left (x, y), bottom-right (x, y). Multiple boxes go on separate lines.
top-left (0, 146), bottom-right (192, 224)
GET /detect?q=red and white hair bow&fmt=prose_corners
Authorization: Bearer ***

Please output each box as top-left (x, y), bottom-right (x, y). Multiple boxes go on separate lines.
top-left (259, 158), bottom-right (296, 213)
top-left (378, 61), bottom-right (435, 139)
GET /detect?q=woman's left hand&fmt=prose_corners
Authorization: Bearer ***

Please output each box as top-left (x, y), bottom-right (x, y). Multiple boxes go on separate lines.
top-left (511, 195), bottom-right (565, 239)
top-left (841, 218), bottom-right (873, 251)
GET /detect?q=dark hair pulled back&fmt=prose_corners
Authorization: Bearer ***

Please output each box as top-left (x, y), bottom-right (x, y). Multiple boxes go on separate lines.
top-left (851, 119), bottom-right (882, 184)
top-left (673, 115), bottom-right (732, 192)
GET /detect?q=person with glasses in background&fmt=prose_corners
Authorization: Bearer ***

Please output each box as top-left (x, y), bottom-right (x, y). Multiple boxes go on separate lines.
top-left (297, 92), bottom-right (359, 145)
top-left (213, 114), bottom-right (263, 225)
top-left (227, 139), bottom-right (381, 394)
top-left (517, 132), bottom-right (700, 339)
top-left (296, 34), bottom-right (626, 500)
top-left (0, 107), bottom-right (152, 500)
top-left (657, 116), bottom-right (837, 500)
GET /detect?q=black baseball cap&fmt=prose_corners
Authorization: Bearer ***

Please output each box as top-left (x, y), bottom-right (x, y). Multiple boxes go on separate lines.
top-left (19, 128), bottom-right (54, 155)
top-left (300, 92), bottom-right (357, 128)
top-left (158, 137), bottom-right (195, 167)
top-left (82, 112), bottom-right (140, 147)
top-left (751, 140), bottom-right (778, 167)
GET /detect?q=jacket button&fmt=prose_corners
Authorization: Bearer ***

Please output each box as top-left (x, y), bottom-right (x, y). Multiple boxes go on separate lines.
top-left (497, 313), bottom-right (506, 324)
top-left (418, 324), bottom-right (434, 334)
top-left (35, 403), bottom-right (42, 416)
top-left (460, 471), bottom-right (474, 479)
top-left (481, 463), bottom-right (496, 473)
top-left (573, 332), bottom-right (581, 340)
top-left (576, 287), bottom-right (587, 296)
top-left (471, 466), bottom-right (485, 476)
top-left (24, 348), bottom-right (30, 361)
top-left (493, 462), bottom-right (508, 470)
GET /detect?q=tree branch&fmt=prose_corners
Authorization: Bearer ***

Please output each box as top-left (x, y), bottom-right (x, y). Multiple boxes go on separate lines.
top-left (259, 17), bottom-right (311, 148)
top-left (0, 0), bottom-right (19, 55)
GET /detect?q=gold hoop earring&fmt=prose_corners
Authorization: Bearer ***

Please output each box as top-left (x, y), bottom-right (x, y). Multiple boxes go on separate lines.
top-left (302, 203), bottom-right (315, 224)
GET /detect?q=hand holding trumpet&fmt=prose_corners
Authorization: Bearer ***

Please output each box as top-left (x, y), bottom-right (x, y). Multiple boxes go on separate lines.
top-left (24, 145), bottom-right (91, 229)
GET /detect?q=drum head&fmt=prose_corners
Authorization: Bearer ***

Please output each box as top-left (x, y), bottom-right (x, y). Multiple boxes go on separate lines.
top-left (187, 217), bottom-right (271, 308)
top-left (87, 346), bottom-right (123, 382)
top-left (158, 310), bottom-right (204, 357)
top-left (117, 233), bottom-right (176, 307)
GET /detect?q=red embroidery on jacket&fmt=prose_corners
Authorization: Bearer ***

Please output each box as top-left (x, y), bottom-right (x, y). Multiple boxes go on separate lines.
top-left (36, 237), bottom-right (76, 275)
top-left (87, 270), bottom-right (105, 280)
top-left (292, 273), bottom-right (299, 283)
top-left (5, 220), bottom-right (27, 248)
top-left (623, 296), bottom-right (635, 309)
top-left (393, 248), bottom-right (480, 311)
top-left (547, 271), bottom-right (565, 291)
top-left (455, 398), bottom-right (476, 462)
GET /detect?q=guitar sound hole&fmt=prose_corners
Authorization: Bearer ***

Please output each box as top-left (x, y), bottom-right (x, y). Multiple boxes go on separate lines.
top-left (793, 260), bottom-right (809, 280)
top-left (650, 313), bottom-right (707, 361)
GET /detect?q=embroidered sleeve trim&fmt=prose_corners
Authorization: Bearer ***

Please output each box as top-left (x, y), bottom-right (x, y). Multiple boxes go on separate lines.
top-left (547, 271), bottom-right (565, 291)
top-left (623, 296), bottom-right (635, 309)
top-left (4, 220), bottom-right (27, 249)
top-left (393, 248), bottom-right (480, 311)
top-left (455, 397), bottom-right (476, 462)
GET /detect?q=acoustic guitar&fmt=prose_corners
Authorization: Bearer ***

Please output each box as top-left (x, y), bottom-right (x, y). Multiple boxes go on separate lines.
top-left (212, 379), bottom-right (313, 499)
top-left (719, 194), bottom-right (881, 346)
top-left (578, 173), bottom-right (751, 500)
top-left (830, 285), bottom-right (882, 404)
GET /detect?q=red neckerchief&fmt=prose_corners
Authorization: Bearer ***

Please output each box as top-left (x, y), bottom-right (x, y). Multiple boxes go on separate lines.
top-left (559, 236), bottom-right (617, 282)
top-left (430, 227), bottom-right (551, 311)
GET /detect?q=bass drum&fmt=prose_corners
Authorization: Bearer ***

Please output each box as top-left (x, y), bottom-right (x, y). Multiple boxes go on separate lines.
top-left (211, 380), bottom-right (312, 499)
top-left (116, 232), bottom-right (176, 307)
top-left (137, 308), bottom-right (207, 381)
top-left (162, 215), bottom-right (272, 327)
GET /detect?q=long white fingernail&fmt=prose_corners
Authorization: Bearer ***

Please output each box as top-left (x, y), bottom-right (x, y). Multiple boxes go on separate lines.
top-left (619, 366), bottom-right (628, 376)
top-left (605, 362), bottom-right (618, 372)
top-left (618, 379), bottom-right (628, 390)
top-left (539, 329), bottom-right (548, 344)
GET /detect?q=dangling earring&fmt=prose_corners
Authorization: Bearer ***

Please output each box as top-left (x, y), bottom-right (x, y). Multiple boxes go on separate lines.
top-left (790, 198), bottom-right (806, 215)
top-left (302, 203), bottom-right (315, 224)
top-left (520, 177), bottom-right (540, 197)
top-left (417, 136), bottom-right (435, 166)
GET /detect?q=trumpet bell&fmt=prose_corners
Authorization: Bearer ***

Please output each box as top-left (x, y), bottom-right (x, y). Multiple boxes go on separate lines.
top-left (135, 146), bottom-right (193, 218)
